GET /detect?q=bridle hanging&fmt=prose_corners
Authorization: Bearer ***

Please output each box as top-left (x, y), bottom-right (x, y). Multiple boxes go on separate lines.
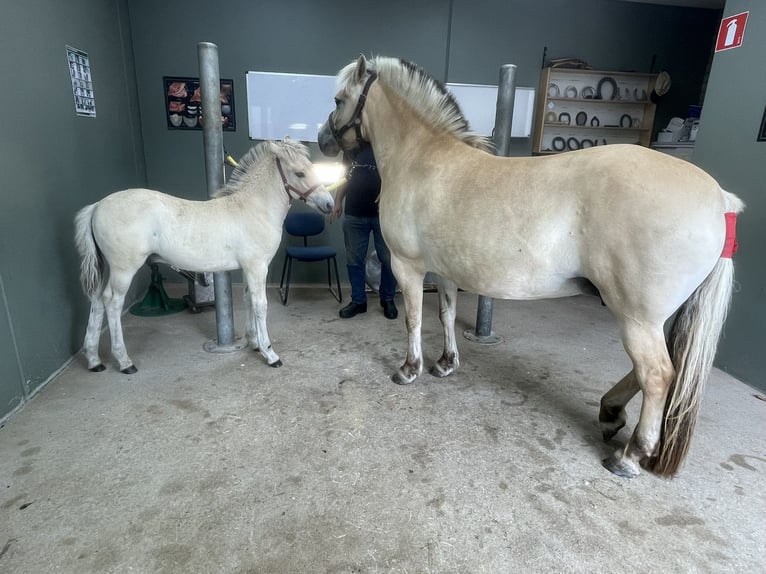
top-left (328, 71), bottom-right (378, 147)
top-left (275, 157), bottom-right (321, 204)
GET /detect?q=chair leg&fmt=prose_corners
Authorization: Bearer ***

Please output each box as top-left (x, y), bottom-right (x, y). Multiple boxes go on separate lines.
top-left (279, 256), bottom-right (292, 305)
top-left (330, 256), bottom-right (342, 303)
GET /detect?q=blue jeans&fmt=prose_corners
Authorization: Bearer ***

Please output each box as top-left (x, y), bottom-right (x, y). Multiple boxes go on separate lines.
top-left (342, 215), bottom-right (397, 304)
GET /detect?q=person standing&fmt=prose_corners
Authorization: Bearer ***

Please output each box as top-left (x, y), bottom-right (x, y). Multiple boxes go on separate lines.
top-left (330, 143), bottom-right (398, 319)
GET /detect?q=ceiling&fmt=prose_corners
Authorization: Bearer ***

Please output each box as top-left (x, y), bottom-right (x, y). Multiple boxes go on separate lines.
top-left (618, 0), bottom-right (725, 8)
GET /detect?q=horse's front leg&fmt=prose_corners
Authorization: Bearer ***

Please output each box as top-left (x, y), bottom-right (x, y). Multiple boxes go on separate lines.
top-left (429, 276), bottom-right (459, 378)
top-left (243, 268), bottom-right (282, 367)
top-left (390, 256), bottom-right (424, 385)
top-left (102, 274), bottom-right (137, 374)
top-left (83, 296), bottom-right (106, 372)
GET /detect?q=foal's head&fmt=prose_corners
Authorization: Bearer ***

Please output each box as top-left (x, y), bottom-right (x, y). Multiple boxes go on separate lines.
top-left (222, 138), bottom-right (334, 214)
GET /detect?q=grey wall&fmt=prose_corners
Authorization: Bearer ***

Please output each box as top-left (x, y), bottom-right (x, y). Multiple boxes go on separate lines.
top-left (3, 0), bottom-right (751, 423)
top-left (0, 0), bottom-right (146, 420)
top-left (126, 0), bottom-right (719, 281)
top-left (693, 0), bottom-right (764, 389)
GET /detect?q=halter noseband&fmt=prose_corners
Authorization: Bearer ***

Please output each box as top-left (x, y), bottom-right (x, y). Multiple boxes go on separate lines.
top-left (275, 157), bottom-right (321, 204)
top-left (328, 71), bottom-right (378, 147)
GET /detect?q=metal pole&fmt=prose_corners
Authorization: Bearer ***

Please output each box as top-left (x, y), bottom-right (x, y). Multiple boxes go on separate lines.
top-left (198, 42), bottom-right (244, 354)
top-left (464, 64), bottom-right (517, 345)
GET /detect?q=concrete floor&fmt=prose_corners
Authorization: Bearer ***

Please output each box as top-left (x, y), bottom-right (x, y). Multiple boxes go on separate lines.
top-left (1, 285), bottom-right (764, 573)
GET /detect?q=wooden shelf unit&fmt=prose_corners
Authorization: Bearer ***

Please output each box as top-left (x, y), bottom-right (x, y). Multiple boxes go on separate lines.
top-left (532, 67), bottom-right (657, 155)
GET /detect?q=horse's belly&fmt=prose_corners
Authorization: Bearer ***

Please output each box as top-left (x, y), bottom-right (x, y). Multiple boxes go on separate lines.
top-left (457, 274), bottom-right (582, 300)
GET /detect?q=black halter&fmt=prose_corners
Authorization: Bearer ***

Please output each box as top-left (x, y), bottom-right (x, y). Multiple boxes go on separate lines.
top-left (328, 71), bottom-right (378, 147)
top-left (275, 158), bottom-right (321, 204)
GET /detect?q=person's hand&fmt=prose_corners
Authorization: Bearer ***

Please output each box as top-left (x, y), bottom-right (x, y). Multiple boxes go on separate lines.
top-left (329, 203), bottom-right (343, 224)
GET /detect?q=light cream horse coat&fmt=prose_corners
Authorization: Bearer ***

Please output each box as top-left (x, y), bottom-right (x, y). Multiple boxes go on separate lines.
top-left (319, 55), bottom-right (744, 479)
top-left (75, 139), bottom-right (333, 374)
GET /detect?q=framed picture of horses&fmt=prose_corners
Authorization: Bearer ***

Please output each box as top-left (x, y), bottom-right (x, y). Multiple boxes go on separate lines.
top-left (163, 76), bottom-right (236, 131)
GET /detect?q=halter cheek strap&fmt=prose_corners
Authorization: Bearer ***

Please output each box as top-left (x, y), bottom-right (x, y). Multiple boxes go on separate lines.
top-left (330, 71), bottom-right (378, 147)
top-left (275, 158), bottom-right (320, 204)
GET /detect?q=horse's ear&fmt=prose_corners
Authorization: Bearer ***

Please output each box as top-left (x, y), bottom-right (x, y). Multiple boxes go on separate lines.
top-left (283, 135), bottom-right (292, 143)
top-left (354, 54), bottom-right (368, 82)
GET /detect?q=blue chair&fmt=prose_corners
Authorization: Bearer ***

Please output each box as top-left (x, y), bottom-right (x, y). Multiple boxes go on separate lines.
top-left (279, 211), bottom-right (342, 305)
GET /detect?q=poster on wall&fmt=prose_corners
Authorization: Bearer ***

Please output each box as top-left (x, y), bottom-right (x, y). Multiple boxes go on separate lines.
top-left (163, 76), bottom-right (236, 131)
top-left (66, 46), bottom-right (96, 117)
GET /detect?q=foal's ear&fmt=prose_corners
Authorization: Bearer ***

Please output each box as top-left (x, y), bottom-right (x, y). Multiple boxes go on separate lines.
top-left (354, 54), bottom-right (368, 82)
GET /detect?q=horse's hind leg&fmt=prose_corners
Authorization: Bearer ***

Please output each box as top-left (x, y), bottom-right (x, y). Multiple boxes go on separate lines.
top-left (429, 276), bottom-right (459, 378)
top-left (599, 370), bottom-right (640, 441)
top-left (83, 297), bottom-right (107, 371)
top-left (602, 322), bottom-right (674, 478)
top-left (390, 256), bottom-right (425, 385)
top-left (244, 267), bottom-right (281, 367)
top-left (103, 270), bottom-right (138, 374)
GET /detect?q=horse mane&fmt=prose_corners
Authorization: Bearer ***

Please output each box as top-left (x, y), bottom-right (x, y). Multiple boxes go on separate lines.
top-left (215, 138), bottom-right (310, 197)
top-left (341, 56), bottom-right (493, 152)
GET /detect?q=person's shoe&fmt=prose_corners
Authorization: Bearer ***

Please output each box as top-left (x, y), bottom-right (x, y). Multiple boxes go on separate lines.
top-left (339, 301), bottom-right (367, 319)
top-left (381, 299), bottom-right (398, 320)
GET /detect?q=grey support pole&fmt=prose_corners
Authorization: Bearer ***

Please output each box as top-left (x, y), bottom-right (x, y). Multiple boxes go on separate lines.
top-left (464, 64), bottom-right (517, 345)
top-left (198, 42), bottom-right (245, 354)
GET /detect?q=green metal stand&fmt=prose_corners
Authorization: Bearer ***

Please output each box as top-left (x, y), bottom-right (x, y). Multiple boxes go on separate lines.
top-left (129, 263), bottom-right (187, 316)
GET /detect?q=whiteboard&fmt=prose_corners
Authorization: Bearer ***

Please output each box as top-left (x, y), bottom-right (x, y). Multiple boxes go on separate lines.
top-left (246, 71), bottom-right (536, 142)
top-left (246, 71), bottom-right (336, 142)
top-left (446, 83), bottom-right (536, 138)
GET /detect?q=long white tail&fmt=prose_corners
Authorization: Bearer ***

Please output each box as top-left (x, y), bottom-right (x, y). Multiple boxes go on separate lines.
top-left (650, 191), bottom-right (744, 477)
top-left (74, 203), bottom-right (104, 298)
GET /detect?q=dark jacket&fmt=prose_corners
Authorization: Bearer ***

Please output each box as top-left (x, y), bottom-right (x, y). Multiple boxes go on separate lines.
top-left (343, 145), bottom-right (381, 218)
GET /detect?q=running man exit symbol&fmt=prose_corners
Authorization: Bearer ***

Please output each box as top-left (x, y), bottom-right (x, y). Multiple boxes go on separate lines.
top-left (716, 12), bottom-right (749, 52)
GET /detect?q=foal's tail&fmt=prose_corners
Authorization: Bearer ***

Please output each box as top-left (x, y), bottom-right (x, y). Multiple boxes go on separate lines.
top-left (74, 203), bottom-right (105, 299)
top-left (650, 191), bottom-right (745, 478)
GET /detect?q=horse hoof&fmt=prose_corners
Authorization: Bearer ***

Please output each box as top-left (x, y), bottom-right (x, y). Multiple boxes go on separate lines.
top-left (269, 360), bottom-right (283, 368)
top-left (602, 455), bottom-right (640, 479)
top-left (121, 365), bottom-right (138, 374)
top-left (428, 363), bottom-right (454, 378)
top-left (89, 364), bottom-right (106, 373)
top-left (391, 371), bottom-right (416, 385)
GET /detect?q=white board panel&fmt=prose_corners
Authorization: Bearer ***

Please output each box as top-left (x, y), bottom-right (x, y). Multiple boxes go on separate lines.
top-left (246, 71), bottom-right (336, 142)
top-left (245, 71), bottom-right (536, 142)
top-left (446, 83), bottom-right (536, 138)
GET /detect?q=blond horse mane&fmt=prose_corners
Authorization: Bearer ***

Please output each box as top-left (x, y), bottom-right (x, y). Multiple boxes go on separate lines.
top-left (339, 56), bottom-right (493, 152)
top-left (215, 138), bottom-right (311, 197)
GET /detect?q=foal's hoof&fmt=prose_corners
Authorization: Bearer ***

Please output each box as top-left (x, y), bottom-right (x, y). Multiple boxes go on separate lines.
top-left (121, 365), bottom-right (138, 374)
top-left (89, 364), bottom-right (106, 373)
top-left (269, 360), bottom-right (283, 368)
top-left (602, 455), bottom-right (640, 479)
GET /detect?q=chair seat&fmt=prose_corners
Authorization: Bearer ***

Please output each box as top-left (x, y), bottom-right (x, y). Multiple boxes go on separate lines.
top-left (286, 245), bottom-right (337, 261)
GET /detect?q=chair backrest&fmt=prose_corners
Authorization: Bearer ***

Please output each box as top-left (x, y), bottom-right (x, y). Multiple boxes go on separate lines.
top-left (284, 211), bottom-right (326, 238)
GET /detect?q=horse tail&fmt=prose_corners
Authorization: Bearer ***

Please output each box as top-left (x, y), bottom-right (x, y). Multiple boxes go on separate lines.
top-left (650, 190), bottom-right (744, 477)
top-left (74, 203), bottom-right (105, 299)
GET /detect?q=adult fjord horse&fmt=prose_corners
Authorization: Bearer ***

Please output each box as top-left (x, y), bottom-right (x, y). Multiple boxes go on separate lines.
top-left (75, 139), bottom-right (333, 373)
top-left (318, 55), bottom-right (743, 478)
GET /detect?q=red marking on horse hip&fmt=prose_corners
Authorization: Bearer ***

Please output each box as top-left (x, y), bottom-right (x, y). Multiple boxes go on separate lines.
top-left (721, 212), bottom-right (738, 258)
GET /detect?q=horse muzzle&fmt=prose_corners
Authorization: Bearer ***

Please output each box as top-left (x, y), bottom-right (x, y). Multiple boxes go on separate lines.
top-left (318, 119), bottom-right (341, 157)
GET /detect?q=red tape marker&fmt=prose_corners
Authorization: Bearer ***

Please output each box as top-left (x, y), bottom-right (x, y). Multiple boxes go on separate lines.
top-left (721, 212), bottom-right (738, 258)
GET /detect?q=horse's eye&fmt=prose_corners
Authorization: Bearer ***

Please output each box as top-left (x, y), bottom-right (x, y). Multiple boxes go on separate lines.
top-left (334, 97), bottom-right (341, 107)
top-left (295, 171), bottom-right (305, 178)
